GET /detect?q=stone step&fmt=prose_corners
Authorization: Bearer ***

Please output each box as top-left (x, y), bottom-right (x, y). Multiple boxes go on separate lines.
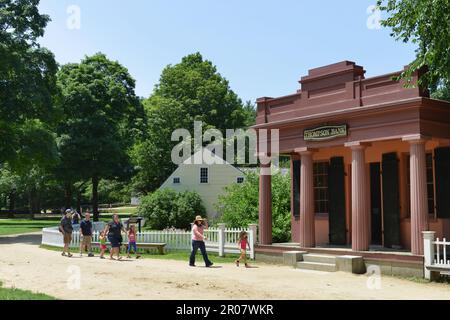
top-left (303, 254), bottom-right (337, 264)
top-left (297, 261), bottom-right (337, 272)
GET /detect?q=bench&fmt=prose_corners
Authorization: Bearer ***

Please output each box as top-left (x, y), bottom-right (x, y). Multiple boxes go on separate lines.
top-left (425, 264), bottom-right (450, 281)
top-left (92, 242), bottom-right (167, 255)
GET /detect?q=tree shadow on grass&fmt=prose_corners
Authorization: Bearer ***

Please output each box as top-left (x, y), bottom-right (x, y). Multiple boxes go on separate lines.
top-left (0, 233), bottom-right (41, 245)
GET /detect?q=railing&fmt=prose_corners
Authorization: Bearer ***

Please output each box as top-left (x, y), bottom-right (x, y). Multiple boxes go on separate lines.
top-left (423, 231), bottom-right (450, 280)
top-left (42, 223), bottom-right (257, 259)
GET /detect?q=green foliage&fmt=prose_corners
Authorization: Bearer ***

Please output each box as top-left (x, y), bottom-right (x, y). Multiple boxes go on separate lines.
top-left (56, 53), bottom-right (145, 219)
top-left (217, 172), bottom-right (291, 243)
top-left (138, 189), bottom-right (205, 230)
top-left (377, 0), bottom-right (450, 88)
top-left (431, 83), bottom-right (450, 102)
top-left (0, 0), bottom-right (59, 165)
top-left (131, 53), bottom-right (255, 194)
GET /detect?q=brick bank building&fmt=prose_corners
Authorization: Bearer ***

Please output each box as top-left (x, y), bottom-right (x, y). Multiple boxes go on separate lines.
top-left (253, 61), bottom-right (450, 275)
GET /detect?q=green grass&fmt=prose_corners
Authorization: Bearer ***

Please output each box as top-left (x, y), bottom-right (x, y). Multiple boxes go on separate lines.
top-left (0, 281), bottom-right (55, 300)
top-left (0, 213), bottom-right (139, 236)
top-left (99, 207), bottom-right (138, 215)
top-left (0, 218), bottom-right (60, 236)
top-left (40, 244), bottom-right (245, 264)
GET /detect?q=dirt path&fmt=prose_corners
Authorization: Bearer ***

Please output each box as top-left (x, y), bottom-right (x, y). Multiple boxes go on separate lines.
top-left (1, 233), bottom-right (450, 300)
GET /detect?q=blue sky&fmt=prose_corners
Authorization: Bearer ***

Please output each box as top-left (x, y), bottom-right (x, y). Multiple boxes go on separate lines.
top-left (38, 0), bottom-right (417, 103)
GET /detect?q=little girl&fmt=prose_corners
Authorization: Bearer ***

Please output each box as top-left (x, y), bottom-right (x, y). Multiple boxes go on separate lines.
top-left (99, 230), bottom-right (107, 259)
top-left (235, 231), bottom-right (251, 268)
top-left (127, 225), bottom-right (140, 259)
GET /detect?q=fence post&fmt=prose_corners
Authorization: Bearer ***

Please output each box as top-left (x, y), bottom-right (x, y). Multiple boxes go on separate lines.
top-left (249, 224), bottom-right (256, 260)
top-left (249, 224), bottom-right (258, 245)
top-left (217, 223), bottom-right (226, 257)
top-left (423, 231), bottom-right (436, 280)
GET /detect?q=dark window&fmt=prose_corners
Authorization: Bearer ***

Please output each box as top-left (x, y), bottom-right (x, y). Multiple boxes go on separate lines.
top-left (173, 177), bottom-right (180, 184)
top-left (237, 177), bottom-right (244, 184)
top-left (200, 168), bottom-right (209, 184)
top-left (313, 162), bottom-right (329, 214)
top-left (406, 153), bottom-right (435, 215)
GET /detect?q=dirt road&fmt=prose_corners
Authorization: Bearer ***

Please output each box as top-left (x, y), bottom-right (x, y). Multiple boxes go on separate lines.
top-left (1, 233), bottom-right (450, 300)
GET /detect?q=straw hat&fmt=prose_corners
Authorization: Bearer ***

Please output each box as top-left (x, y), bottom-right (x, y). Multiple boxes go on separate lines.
top-left (194, 215), bottom-right (205, 223)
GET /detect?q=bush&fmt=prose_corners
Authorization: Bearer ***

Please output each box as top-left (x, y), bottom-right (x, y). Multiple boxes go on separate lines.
top-left (138, 189), bottom-right (206, 230)
top-left (216, 171), bottom-right (291, 243)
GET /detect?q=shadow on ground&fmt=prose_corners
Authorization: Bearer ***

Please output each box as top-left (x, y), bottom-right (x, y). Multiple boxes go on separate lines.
top-left (0, 233), bottom-right (41, 245)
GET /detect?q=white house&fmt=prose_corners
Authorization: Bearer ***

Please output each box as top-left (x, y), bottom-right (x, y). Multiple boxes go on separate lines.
top-left (159, 149), bottom-right (246, 219)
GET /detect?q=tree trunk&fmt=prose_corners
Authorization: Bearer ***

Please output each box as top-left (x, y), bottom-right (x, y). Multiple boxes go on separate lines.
top-left (8, 190), bottom-right (15, 219)
top-left (64, 182), bottom-right (73, 210)
top-left (76, 191), bottom-right (82, 215)
top-left (92, 176), bottom-right (99, 222)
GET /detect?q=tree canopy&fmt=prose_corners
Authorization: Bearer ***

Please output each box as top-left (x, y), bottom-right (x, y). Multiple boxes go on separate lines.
top-left (132, 53), bottom-right (255, 194)
top-left (0, 0), bottom-right (59, 165)
top-left (378, 0), bottom-right (450, 88)
top-left (56, 53), bottom-right (145, 220)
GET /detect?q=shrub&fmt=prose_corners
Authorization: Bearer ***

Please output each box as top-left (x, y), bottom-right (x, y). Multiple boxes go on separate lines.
top-left (216, 171), bottom-right (291, 243)
top-left (138, 189), bottom-right (206, 230)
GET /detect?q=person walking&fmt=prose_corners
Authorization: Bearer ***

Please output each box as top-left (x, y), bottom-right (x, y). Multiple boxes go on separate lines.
top-left (189, 215), bottom-right (213, 268)
top-left (235, 231), bottom-right (251, 268)
top-left (103, 214), bottom-right (126, 260)
top-left (59, 209), bottom-right (73, 257)
top-left (72, 209), bottom-right (81, 225)
top-left (79, 212), bottom-right (94, 257)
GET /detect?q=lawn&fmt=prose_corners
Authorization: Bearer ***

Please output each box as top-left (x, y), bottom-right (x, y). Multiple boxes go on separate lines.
top-left (0, 281), bottom-right (55, 300)
top-left (0, 213), bottom-right (139, 236)
top-left (0, 219), bottom-right (60, 236)
top-left (40, 244), bottom-right (243, 264)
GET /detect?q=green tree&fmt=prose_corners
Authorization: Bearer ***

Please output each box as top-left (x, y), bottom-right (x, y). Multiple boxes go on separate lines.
top-left (133, 53), bottom-right (252, 194)
top-left (138, 189), bottom-right (205, 230)
top-left (431, 84), bottom-right (450, 102)
top-left (216, 172), bottom-right (291, 243)
top-left (377, 0), bottom-right (450, 88)
top-left (0, 0), bottom-right (59, 166)
top-left (56, 53), bottom-right (144, 221)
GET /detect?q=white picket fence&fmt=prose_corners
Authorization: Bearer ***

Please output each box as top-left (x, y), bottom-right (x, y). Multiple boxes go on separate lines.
top-left (42, 223), bottom-right (257, 259)
top-left (423, 231), bottom-right (450, 279)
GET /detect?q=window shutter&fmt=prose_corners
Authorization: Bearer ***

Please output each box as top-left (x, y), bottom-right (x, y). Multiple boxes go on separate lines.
top-left (292, 160), bottom-right (301, 217)
top-left (435, 147), bottom-right (450, 219)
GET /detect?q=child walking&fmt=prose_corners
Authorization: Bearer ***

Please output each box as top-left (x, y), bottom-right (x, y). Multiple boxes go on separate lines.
top-left (235, 231), bottom-right (251, 268)
top-left (127, 225), bottom-right (140, 259)
top-left (99, 230), bottom-right (107, 259)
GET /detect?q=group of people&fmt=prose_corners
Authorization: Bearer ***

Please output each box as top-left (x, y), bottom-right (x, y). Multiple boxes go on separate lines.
top-left (59, 210), bottom-right (140, 260)
top-left (59, 211), bottom-right (251, 268)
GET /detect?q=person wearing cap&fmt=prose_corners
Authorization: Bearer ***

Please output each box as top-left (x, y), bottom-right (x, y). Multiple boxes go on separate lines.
top-left (59, 209), bottom-right (74, 257)
top-left (189, 215), bottom-right (213, 267)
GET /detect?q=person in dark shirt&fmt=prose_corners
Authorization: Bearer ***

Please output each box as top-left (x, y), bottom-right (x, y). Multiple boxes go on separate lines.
top-left (59, 209), bottom-right (74, 257)
top-left (103, 214), bottom-right (126, 260)
top-left (72, 210), bottom-right (80, 225)
top-left (79, 212), bottom-right (94, 257)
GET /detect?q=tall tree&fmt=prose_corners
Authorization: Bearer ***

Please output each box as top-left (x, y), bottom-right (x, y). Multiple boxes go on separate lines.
top-left (57, 53), bottom-right (144, 221)
top-left (378, 0), bottom-right (450, 88)
top-left (132, 53), bottom-right (252, 194)
top-left (0, 0), bottom-right (59, 166)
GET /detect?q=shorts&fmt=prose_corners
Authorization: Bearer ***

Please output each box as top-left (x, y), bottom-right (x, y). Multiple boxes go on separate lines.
top-left (108, 235), bottom-right (121, 248)
top-left (63, 233), bottom-right (72, 244)
top-left (100, 244), bottom-right (107, 250)
top-left (81, 235), bottom-right (92, 247)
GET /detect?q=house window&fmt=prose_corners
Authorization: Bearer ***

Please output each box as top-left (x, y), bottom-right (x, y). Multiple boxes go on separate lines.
top-left (173, 177), bottom-right (180, 184)
top-left (200, 168), bottom-right (209, 184)
top-left (406, 153), bottom-right (435, 215)
top-left (237, 177), bottom-right (244, 184)
top-left (313, 162), bottom-right (329, 214)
